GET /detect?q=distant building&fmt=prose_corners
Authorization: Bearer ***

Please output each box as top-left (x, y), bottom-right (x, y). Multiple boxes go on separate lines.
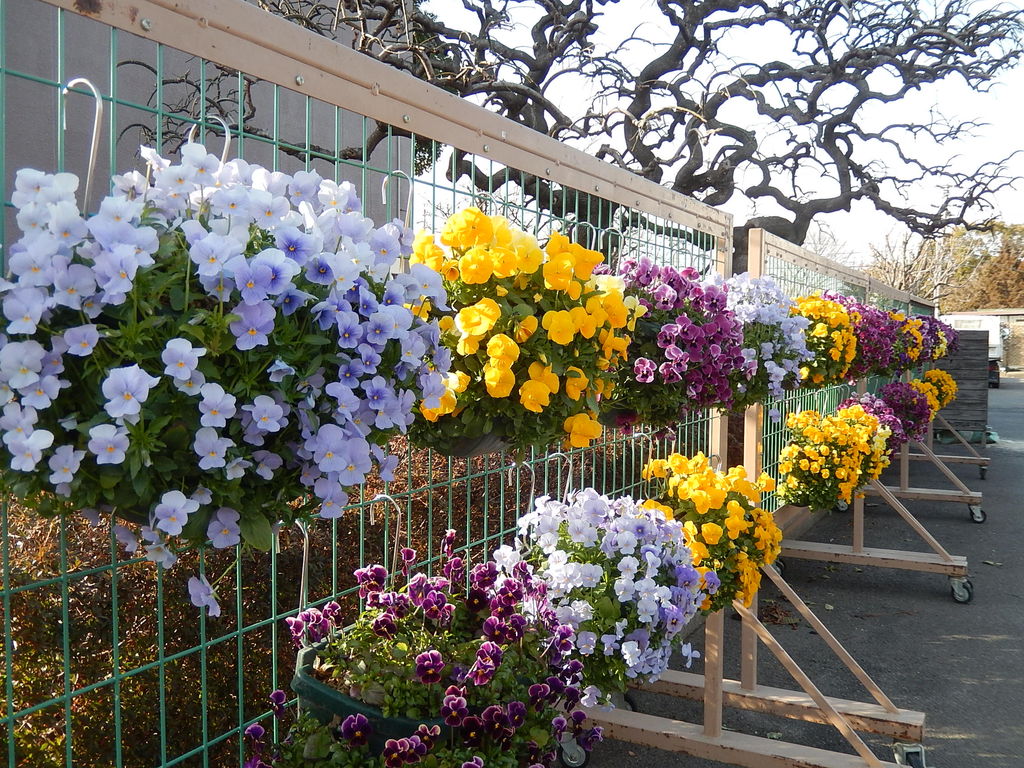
top-left (943, 309), bottom-right (1024, 370)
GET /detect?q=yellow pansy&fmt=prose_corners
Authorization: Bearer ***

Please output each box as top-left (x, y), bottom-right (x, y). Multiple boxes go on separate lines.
top-left (455, 298), bottom-right (501, 337)
top-left (700, 522), bottom-right (724, 546)
top-left (569, 306), bottom-right (598, 339)
top-left (542, 310), bottom-right (577, 345)
top-left (563, 412), bottom-right (602, 448)
top-left (440, 206), bottom-right (493, 249)
top-left (486, 334), bottom-right (520, 366)
top-left (528, 362), bottom-right (560, 394)
top-left (411, 230), bottom-right (444, 271)
top-left (519, 380), bottom-right (551, 413)
top-left (542, 252), bottom-right (576, 292)
top-left (459, 246), bottom-right (495, 284)
top-left (484, 363), bottom-right (516, 398)
top-left (515, 315), bottom-right (538, 343)
top-left (564, 366), bottom-right (589, 401)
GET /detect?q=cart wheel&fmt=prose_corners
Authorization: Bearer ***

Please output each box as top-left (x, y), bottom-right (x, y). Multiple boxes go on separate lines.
top-left (893, 742), bottom-right (929, 767)
top-left (557, 739), bottom-right (590, 768)
top-left (979, 466), bottom-right (987, 480)
top-left (950, 578), bottom-right (973, 604)
top-left (968, 505), bottom-right (986, 524)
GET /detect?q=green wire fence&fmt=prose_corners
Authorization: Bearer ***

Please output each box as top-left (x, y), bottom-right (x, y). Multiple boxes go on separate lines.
top-left (0, 2), bottom-right (730, 766)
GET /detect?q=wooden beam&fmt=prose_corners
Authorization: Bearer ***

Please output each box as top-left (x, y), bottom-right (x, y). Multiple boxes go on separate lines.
top-left (636, 670), bottom-right (925, 742)
top-left (862, 486), bottom-right (981, 504)
top-left (585, 705), bottom-right (900, 768)
top-left (906, 453), bottom-right (989, 466)
top-left (781, 540), bottom-right (968, 576)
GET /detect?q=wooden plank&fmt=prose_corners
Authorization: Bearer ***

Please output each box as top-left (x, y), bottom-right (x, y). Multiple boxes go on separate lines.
top-left (906, 453), bottom-right (989, 466)
top-left (781, 540), bottom-right (968, 576)
top-left (863, 486), bottom-right (981, 504)
top-left (584, 707), bottom-right (900, 768)
top-left (774, 504), bottom-right (819, 539)
top-left (635, 671), bottom-right (925, 741)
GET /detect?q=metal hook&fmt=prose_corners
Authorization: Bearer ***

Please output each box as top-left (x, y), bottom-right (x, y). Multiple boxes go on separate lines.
top-left (507, 458), bottom-right (539, 510)
top-left (186, 114), bottom-right (233, 165)
top-left (599, 226), bottom-right (625, 251)
top-left (61, 77), bottom-right (104, 212)
top-left (380, 169), bottom-right (415, 228)
top-left (294, 520), bottom-right (311, 613)
top-left (369, 493), bottom-right (406, 579)
top-left (546, 451), bottom-right (576, 501)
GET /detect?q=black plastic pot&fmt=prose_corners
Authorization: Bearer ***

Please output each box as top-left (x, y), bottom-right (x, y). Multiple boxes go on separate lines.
top-left (446, 433), bottom-right (510, 458)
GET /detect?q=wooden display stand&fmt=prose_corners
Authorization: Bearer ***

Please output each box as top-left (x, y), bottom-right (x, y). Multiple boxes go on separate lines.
top-left (584, 565), bottom-right (925, 768)
top-left (771, 384), bottom-right (974, 603)
top-left (864, 369), bottom-right (987, 524)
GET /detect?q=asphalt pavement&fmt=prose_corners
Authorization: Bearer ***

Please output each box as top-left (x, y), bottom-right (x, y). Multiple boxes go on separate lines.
top-left (591, 374), bottom-right (1024, 768)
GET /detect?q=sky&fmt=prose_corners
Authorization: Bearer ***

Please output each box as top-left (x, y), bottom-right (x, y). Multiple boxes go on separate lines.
top-left (424, 0), bottom-right (1024, 263)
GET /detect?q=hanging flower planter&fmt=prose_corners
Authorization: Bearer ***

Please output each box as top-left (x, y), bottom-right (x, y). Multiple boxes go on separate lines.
top-left (254, 531), bottom-right (602, 766)
top-left (0, 144), bottom-right (450, 612)
top-left (407, 208), bottom-right (636, 455)
top-left (291, 644), bottom-right (448, 754)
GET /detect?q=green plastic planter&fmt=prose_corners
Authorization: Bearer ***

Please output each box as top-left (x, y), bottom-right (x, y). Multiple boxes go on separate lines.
top-left (290, 645), bottom-right (449, 752)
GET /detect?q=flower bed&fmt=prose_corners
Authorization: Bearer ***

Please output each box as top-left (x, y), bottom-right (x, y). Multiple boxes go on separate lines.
top-left (723, 273), bottom-right (812, 409)
top-left (253, 531), bottom-right (601, 767)
top-left (888, 312), bottom-right (925, 371)
top-left (921, 369), bottom-right (958, 409)
top-left (878, 380), bottom-right (932, 443)
top-left (822, 292), bottom-right (899, 378)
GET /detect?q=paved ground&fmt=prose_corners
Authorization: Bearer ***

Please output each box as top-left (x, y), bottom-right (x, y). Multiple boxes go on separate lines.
top-left (591, 375), bottom-right (1024, 768)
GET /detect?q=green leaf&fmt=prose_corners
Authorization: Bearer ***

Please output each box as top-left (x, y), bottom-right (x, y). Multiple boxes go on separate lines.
top-left (239, 513), bottom-right (274, 551)
top-left (301, 334), bottom-right (333, 346)
top-left (179, 324), bottom-right (206, 344)
top-left (302, 728), bottom-right (333, 760)
top-left (596, 595), bottom-right (620, 621)
top-left (169, 285), bottom-right (186, 312)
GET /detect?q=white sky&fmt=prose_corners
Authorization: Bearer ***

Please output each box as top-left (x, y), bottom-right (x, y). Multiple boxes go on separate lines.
top-left (424, 0), bottom-right (1024, 262)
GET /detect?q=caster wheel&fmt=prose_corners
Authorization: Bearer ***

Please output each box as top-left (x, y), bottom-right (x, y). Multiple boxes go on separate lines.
top-left (833, 500), bottom-right (850, 513)
top-left (774, 558), bottom-right (786, 578)
top-left (622, 691), bottom-right (639, 712)
top-left (893, 742), bottom-right (928, 767)
top-left (979, 467), bottom-right (987, 480)
top-left (950, 578), bottom-right (974, 604)
top-left (557, 740), bottom-right (590, 768)
top-left (968, 505), bottom-right (986, 524)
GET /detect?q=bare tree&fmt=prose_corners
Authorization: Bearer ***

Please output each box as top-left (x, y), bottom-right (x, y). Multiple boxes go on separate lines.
top-left (146, 0), bottom-right (1024, 250)
top-left (940, 223), bottom-right (1024, 310)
